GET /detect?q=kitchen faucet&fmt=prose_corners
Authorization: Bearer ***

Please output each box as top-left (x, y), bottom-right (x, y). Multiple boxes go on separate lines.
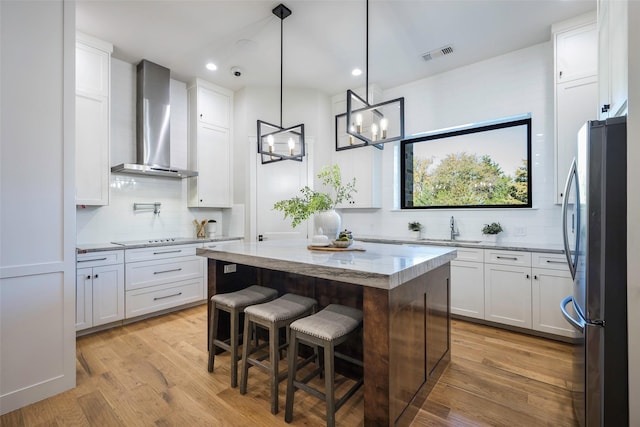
top-left (450, 216), bottom-right (459, 240)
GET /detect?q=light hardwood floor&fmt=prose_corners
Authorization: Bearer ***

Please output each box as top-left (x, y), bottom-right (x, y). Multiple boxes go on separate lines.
top-left (1, 305), bottom-right (577, 426)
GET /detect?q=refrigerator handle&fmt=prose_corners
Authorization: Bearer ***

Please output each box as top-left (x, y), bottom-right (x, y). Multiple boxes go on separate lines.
top-left (562, 158), bottom-right (577, 279)
top-left (560, 295), bottom-right (584, 333)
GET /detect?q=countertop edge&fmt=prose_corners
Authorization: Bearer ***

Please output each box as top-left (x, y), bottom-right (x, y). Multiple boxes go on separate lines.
top-left (76, 236), bottom-right (243, 254)
top-left (356, 237), bottom-right (565, 254)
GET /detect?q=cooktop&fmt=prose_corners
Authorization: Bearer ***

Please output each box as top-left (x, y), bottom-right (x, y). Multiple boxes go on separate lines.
top-left (111, 237), bottom-right (197, 247)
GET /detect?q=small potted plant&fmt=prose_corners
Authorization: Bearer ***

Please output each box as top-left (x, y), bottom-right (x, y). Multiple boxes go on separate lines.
top-left (408, 221), bottom-right (424, 239)
top-left (482, 222), bottom-right (503, 243)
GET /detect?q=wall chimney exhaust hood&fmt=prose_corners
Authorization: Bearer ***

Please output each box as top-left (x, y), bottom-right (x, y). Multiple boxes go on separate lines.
top-left (111, 60), bottom-right (198, 179)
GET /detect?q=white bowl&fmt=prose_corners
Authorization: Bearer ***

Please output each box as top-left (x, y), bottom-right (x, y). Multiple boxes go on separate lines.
top-left (310, 235), bottom-right (330, 246)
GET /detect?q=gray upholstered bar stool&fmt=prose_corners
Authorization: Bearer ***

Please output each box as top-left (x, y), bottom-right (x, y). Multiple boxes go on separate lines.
top-left (208, 285), bottom-right (278, 388)
top-left (284, 304), bottom-right (364, 427)
top-left (239, 293), bottom-right (317, 414)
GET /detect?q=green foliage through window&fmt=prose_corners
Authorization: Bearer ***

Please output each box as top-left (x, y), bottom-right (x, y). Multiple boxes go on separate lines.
top-left (401, 116), bottom-right (532, 209)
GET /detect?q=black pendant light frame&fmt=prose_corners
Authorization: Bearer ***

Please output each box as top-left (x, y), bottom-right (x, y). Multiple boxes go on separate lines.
top-left (257, 3), bottom-right (305, 164)
top-left (343, 0), bottom-right (405, 150)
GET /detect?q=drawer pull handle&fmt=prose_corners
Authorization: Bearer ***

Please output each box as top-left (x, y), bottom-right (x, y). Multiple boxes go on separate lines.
top-left (153, 268), bottom-right (183, 275)
top-left (496, 256), bottom-right (518, 261)
top-left (153, 250), bottom-right (182, 255)
top-left (153, 292), bottom-right (182, 301)
top-left (545, 260), bottom-right (566, 264)
top-left (78, 257), bottom-right (108, 263)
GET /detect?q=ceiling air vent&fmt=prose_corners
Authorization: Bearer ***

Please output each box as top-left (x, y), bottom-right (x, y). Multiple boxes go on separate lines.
top-left (422, 45), bottom-right (454, 62)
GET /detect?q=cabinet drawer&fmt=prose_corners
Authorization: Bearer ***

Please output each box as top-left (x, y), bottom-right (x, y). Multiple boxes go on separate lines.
top-left (484, 249), bottom-right (531, 267)
top-left (125, 278), bottom-right (204, 318)
top-left (77, 250), bottom-right (123, 268)
top-left (454, 247), bottom-right (484, 263)
top-left (125, 256), bottom-right (203, 290)
top-left (124, 244), bottom-right (200, 263)
top-left (532, 252), bottom-right (569, 271)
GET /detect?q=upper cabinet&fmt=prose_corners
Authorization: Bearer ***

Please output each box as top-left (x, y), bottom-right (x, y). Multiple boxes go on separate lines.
top-left (76, 32), bottom-right (113, 206)
top-left (187, 79), bottom-right (234, 208)
top-left (598, 0), bottom-right (628, 118)
top-left (332, 94), bottom-right (381, 209)
top-left (553, 13), bottom-right (598, 205)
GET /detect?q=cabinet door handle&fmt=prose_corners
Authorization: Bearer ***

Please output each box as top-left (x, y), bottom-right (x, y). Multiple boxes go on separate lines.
top-left (545, 260), bottom-right (566, 264)
top-left (497, 256), bottom-right (518, 261)
top-left (86, 275), bottom-right (92, 280)
top-left (78, 257), bottom-right (108, 263)
top-left (526, 274), bottom-right (530, 279)
top-left (534, 275), bottom-right (538, 280)
top-left (154, 292), bottom-right (182, 301)
top-left (153, 250), bottom-right (182, 255)
top-left (153, 268), bottom-right (182, 275)
top-left (94, 274), bottom-right (99, 279)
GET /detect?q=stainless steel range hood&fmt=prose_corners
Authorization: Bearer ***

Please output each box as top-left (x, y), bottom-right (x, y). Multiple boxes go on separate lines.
top-left (111, 60), bottom-right (197, 179)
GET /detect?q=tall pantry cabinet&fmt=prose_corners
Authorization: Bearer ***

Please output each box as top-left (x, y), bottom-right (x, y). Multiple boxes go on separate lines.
top-left (75, 32), bottom-right (112, 206)
top-left (553, 12), bottom-right (598, 204)
top-left (187, 79), bottom-right (234, 208)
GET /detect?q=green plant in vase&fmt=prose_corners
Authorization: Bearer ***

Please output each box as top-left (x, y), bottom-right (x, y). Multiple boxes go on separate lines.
top-left (273, 165), bottom-right (356, 238)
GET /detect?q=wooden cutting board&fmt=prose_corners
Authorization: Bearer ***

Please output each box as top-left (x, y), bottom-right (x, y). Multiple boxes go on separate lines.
top-left (307, 245), bottom-right (366, 252)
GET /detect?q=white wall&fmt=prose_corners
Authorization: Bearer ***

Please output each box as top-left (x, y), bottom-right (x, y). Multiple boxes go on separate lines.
top-left (76, 58), bottom-right (240, 245)
top-left (335, 42), bottom-right (562, 245)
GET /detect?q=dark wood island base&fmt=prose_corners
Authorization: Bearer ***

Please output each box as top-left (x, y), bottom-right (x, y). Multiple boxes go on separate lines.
top-left (206, 258), bottom-right (451, 427)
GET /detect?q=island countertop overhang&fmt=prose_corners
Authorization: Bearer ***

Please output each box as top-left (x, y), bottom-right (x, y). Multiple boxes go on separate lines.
top-left (197, 239), bottom-right (457, 290)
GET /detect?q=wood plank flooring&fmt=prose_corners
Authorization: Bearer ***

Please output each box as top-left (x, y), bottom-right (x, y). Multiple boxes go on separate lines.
top-left (1, 305), bottom-right (577, 426)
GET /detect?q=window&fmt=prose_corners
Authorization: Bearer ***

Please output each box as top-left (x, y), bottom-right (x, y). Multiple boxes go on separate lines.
top-left (401, 116), bottom-right (532, 209)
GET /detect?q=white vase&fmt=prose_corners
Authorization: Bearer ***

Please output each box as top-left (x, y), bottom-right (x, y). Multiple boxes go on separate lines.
top-left (314, 210), bottom-right (341, 240)
top-left (484, 234), bottom-right (498, 244)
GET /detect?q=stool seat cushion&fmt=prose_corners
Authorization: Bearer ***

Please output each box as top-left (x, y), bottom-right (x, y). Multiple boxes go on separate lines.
top-left (245, 293), bottom-right (317, 322)
top-left (290, 304), bottom-right (363, 341)
top-left (211, 285), bottom-right (278, 309)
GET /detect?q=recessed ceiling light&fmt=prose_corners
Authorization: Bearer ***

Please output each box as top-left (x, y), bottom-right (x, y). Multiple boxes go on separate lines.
top-left (206, 62), bottom-right (217, 71)
top-left (351, 68), bottom-right (362, 76)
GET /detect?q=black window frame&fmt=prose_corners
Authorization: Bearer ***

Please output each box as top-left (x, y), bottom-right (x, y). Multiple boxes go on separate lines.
top-left (400, 117), bottom-right (532, 209)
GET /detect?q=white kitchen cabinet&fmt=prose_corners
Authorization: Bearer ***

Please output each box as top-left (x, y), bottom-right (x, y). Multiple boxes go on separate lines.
top-left (598, 0), bottom-right (628, 119)
top-left (484, 250), bottom-right (532, 329)
top-left (187, 78), bottom-right (233, 208)
top-left (332, 95), bottom-right (381, 209)
top-left (76, 250), bottom-right (125, 331)
top-left (552, 14), bottom-right (598, 205)
top-left (451, 248), bottom-right (484, 319)
top-left (75, 32), bottom-right (112, 206)
top-left (124, 243), bottom-right (205, 319)
top-left (531, 253), bottom-right (578, 338)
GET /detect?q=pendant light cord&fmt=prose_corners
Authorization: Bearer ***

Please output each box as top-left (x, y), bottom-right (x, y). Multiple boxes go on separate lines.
top-left (280, 14), bottom-right (284, 128)
top-left (366, 0), bottom-right (369, 104)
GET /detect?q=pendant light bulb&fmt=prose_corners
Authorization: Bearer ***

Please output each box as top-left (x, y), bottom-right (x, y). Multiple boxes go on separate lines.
top-left (267, 135), bottom-right (274, 153)
top-left (288, 137), bottom-right (295, 155)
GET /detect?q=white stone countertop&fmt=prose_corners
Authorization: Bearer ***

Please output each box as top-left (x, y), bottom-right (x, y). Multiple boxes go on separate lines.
top-left (197, 239), bottom-right (457, 290)
top-left (76, 236), bottom-right (243, 253)
top-left (355, 235), bottom-right (565, 254)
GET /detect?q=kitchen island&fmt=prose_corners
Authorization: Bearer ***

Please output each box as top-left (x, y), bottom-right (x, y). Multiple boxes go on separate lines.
top-left (197, 240), bottom-right (457, 426)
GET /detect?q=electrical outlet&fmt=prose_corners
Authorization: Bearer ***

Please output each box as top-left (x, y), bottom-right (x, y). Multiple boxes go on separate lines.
top-left (514, 226), bottom-right (527, 236)
top-left (223, 264), bottom-right (237, 274)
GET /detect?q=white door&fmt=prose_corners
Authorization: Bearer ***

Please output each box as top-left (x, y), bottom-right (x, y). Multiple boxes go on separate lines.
top-left (255, 145), bottom-right (310, 242)
top-left (92, 264), bottom-right (125, 326)
top-left (484, 264), bottom-right (532, 328)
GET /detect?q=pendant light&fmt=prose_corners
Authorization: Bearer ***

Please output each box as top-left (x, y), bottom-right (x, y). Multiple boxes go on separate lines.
top-left (341, 0), bottom-right (405, 150)
top-left (257, 3), bottom-right (305, 164)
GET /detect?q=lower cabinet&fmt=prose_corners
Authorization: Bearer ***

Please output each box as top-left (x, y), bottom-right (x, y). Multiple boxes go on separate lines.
top-left (124, 243), bottom-right (205, 319)
top-left (76, 250), bottom-right (125, 331)
top-left (450, 248), bottom-right (485, 319)
top-left (484, 262), bottom-right (533, 329)
top-left (450, 247), bottom-right (576, 339)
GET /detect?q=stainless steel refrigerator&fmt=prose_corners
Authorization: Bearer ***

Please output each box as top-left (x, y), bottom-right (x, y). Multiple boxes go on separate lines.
top-left (560, 116), bottom-right (628, 427)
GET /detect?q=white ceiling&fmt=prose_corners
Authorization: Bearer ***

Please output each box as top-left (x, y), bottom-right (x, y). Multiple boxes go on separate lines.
top-left (76, 0), bottom-right (595, 95)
